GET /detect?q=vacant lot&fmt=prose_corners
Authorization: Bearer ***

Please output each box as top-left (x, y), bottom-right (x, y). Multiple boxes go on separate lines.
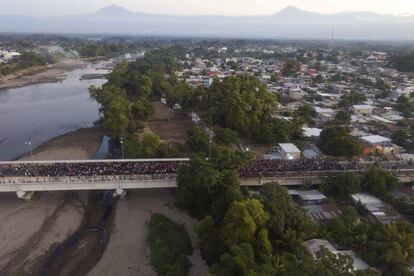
top-left (144, 102), bottom-right (192, 145)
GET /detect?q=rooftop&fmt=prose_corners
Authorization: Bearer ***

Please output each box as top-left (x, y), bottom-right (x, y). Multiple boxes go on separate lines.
top-left (360, 135), bottom-right (391, 145)
top-left (279, 143), bottom-right (301, 153)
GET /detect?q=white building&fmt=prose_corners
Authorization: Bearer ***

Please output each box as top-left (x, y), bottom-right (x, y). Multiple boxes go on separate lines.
top-left (279, 143), bottom-right (301, 160)
top-left (352, 105), bottom-right (374, 116)
top-left (288, 88), bottom-right (305, 100)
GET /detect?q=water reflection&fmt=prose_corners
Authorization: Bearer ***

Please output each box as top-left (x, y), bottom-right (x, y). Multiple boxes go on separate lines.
top-left (0, 61), bottom-right (109, 160)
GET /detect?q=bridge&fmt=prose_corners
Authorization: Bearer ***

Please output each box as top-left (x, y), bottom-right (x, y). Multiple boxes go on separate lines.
top-left (1, 158), bottom-right (413, 199)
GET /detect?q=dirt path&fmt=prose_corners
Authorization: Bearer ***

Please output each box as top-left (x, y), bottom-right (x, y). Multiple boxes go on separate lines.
top-left (88, 189), bottom-right (209, 276)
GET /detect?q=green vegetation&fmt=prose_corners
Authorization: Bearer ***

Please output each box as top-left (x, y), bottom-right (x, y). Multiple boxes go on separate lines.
top-left (331, 111), bottom-right (351, 125)
top-left (176, 151), bottom-right (380, 275)
top-left (338, 92), bottom-right (367, 108)
top-left (293, 105), bottom-right (317, 124)
top-left (76, 42), bottom-right (138, 58)
top-left (320, 168), bottom-right (414, 273)
top-left (322, 210), bottom-right (414, 275)
top-left (396, 96), bottom-right (414, 118)
top-left (321, 167), bottom-right (399, 198)
top-left (319, 126), bottom-right (363, 157)
top-left (391, 51), bottom-right (414, 72)
top-left (147, 213), bottom-right (193, 276)
top-left (320, 173), bottom-right (361, 198)
top-left (89, 48), bottom-right (186, 158)
top-left (0, 51), bottom-right (47, 76)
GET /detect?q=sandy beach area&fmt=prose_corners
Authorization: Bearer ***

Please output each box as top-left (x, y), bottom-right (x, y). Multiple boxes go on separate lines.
top-left (89, 189), bottom-right (209, 276)
top-left (19, 127), bottom-right (104, 161)
top-left (0, 127), bottom-right (103, 275)
top-left (0, 60), bottom-right (86, 91)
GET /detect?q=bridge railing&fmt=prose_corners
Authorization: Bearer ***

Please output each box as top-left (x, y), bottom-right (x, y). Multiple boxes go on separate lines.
top-left (0, 174), bottom-right (178, 185)
top-left (2, 167), bottom-right (413, 186)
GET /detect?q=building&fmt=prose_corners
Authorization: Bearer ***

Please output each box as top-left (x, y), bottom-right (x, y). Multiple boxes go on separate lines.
top-left (279, 143), bottom-right (301, 160)
top-left (360, 135), bottom-right (399, 156)
top-left (351, 193), bottom-right (403, 225)
top-left (303, 127), bottom-right (322, 138)
top-left (303, 239), bottom-right (370, 271)
top-left (315, 107), bottom-right (335, 122)
top-left (352, 105), bottom-right (374, 116)
top-left (288, 88), bottom-right (306, 100)
top-left (294, 190), bottom-right (327, 205)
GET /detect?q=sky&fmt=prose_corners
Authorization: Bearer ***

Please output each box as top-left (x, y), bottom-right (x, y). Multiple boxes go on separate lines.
top-left (0, 0), bottom-right (414, 17)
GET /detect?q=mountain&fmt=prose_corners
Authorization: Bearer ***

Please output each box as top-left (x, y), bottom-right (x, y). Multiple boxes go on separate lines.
top-left (1, 5), bottom-right (414, 40)
top-left (94, 4), bottom-right (133, 16)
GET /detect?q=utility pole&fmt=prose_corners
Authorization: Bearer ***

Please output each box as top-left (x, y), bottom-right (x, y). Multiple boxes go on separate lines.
top-left (119, 136), bottom-right (124, 160)
top-left (25, 140), bottom-right (33, 160)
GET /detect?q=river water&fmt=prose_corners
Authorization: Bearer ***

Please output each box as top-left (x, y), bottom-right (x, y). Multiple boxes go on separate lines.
top-left (0, 61), bottom-right (109, 161)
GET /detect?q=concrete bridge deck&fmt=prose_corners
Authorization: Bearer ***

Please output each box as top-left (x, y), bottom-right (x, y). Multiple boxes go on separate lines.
top-left (1, 159), bottom-right (413, 198)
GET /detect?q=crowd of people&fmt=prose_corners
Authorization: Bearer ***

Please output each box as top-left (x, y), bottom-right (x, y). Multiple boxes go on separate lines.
top-left (0, 161), bottom-right (183, 178)
top-left (0, 158), bottom-right (359, 179)
top-left (241, 159), bottom-right (359, 178)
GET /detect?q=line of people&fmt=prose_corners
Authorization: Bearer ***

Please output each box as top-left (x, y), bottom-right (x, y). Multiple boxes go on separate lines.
top-left (0, 159), bottom-right (359, 178)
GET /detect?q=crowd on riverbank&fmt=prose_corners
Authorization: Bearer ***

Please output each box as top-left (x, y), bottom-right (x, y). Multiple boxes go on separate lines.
top-left (0, 159), bottom-right (360, 178)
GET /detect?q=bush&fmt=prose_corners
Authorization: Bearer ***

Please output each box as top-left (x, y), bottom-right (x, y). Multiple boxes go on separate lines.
top-left (148, 213), bottom-right (193, 276)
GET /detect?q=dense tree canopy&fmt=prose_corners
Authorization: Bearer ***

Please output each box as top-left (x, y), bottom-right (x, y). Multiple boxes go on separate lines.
top-left (319, 126), bottom-right (363, 157)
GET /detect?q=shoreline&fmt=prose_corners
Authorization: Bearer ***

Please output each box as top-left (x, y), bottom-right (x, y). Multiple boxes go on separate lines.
top-left (17, 127), bottom-right (105, 161)
top-left (0, 60), bottom-right (87, 91)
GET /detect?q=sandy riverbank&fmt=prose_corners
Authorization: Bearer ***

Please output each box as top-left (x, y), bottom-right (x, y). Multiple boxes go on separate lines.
top-left (19, 127), bottom-right (104, 161)
top-left (0, 127), bottom-right (103, 274)
top-left (88, 189), bottom-right (209, 276)
top-left (0, 60), bottom-right (86, 91)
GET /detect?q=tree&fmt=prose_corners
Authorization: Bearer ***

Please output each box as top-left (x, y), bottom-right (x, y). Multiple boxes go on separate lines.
top-left (319, 127), bottom-right (363, 157)
top-left (338, 92), bottom-right (367, 108)
top-left (197, 216), bottom-right (225, 265)
top-left (362, 167), bottom-right (399, 197)
top-left (282, 59), bottom-right (299, 76)
top-left (293, 105), bottom-right (316, 124)
top-left (396, 96), bottom-right (414, 118)
top-left (186, 126), bottom-right (210, 155)
top-left (202, 75), bottom-right (277, 138)
top-left (258, 184), bottom-right (315, 249)
top-left (103, 97), bottom-right (130, 138)
top-left (220, 199), bottom-right (269, 248)
top-left (210, 243), bottom-right (259, 276)
top-left (210, 169), bottom-right (243, 222)
top-left (214, 127), bottom-right (238, 145)
top-left (391, 129), bottom-right (407, 147)
top-left (131, 98), bottom-right (155, 119)
top-left (177, 156), bottom-right (219, 218)
top-left (332, 111), bottom-right (351, 125)
top-left (315, 247), bottom-right (355, 276)
top-left (320, 173), bottom-right (361, 197)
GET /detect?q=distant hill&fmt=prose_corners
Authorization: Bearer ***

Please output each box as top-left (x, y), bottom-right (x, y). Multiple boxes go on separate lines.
top-left (1, 5), bottom-right (414, 40)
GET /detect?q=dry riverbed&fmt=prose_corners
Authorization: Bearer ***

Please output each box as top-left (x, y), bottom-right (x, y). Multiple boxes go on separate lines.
top-left (0, 126), bottom-right (209, 275)
top-left (0, 127), bottom-right (103, 275)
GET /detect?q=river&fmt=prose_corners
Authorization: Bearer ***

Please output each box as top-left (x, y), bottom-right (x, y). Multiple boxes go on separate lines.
top-left (0, 61), bottom-right (110, 161)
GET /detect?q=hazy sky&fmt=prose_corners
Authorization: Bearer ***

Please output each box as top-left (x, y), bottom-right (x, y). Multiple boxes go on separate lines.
top-left (1, 0), bottom-right (414, 17)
